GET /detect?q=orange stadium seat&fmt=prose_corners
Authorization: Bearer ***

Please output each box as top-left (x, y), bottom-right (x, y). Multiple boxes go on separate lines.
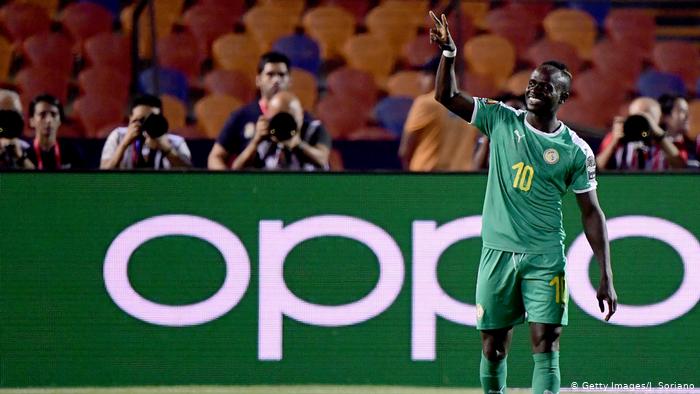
top-left (543, 8), bottom-right (597, 60)
top-left (77, 67), bottom-right (130, 106)
top-left (22, 32), bottom-right (74, 76)
top-left (242, 6), bottom-right (298, 52)
top-left (326, 67), bottom-right (378, 111)
top-left (387, 71), bottom-right (428, 98)
top-left (504, 70), bottom-right (531, 96)
top-left (302, 5), bottom-right (356, 60)
top-left (183, 5), bottom-right (236, 59)
top-left (59, 2), bottom-right (114, 52)
top-left (403, 34), bottom-right (439, 68)
top-left (194, 94), bottom-right (243, 139)
top-left (687, 99), bottom-right (700, 141)
top-left (320, 0), bottom-right (371, 24)
top-left (0, 2), bottom-right (50, 46)
top-left (342, 33), bottom-right (396, 88)
top-left (653, 41), bottom-right (700, 92)
top-left (591, 40), bottom-right (643, 91)
top-left (461, 71), bottom-right (500, 99)
top-left (72, 94), bottom-right (125, 138)
top-left (212, 33), bottom-right (261, 80)
top-left (196, 0), bottom-right (246, 21)
top-left (365, 3), bottom-right (420, 58)
top-left (84, 32), bottom-right (131, 71)
top-left (525, 39), bottom-right (582, 73)
top-left (463, 34), bottom-right (516, 89)
top-left (203, 69), bottom-right (256, 103)
top-left (460, 0), bottom-right (490, 29)
top-left (290, 68), bottom-right (318, 111)
top-left (485, 5), bottom-right (540, 58)
top-left (604, 9), bottom-right (656, 60)
top-left (316, 94), bottom-right (370, 139)
top-left (121, 0), bottom-right (184, 58)
top-left (157, 32), bottom-right (203, 82)
top-left (381, 0), bottom-right (428, 29)
top-left (160, 94), bottom-right (187, 131)
top-left (259, 0), bottom-right (306, 18)
top-left (0, 35), bottom-right (12, 82)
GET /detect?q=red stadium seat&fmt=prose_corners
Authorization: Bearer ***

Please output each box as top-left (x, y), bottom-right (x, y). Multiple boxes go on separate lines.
top-left (22, 32), bottom-right (74, 76)
top-left (316, 94), bottom-right (370, 139)
top-left (72, 94), bottom-right (125, 138)
top-left (604, 9), bottom-right (656, 60)
top-left (591, 40), bottom-right (643, 91)
top-left (59, 2), bottom-right (113, 52)
top-left (558, 97), bottom-right (615, 131)
top-left (183, 5), bottom-right (236, 59)
top-left (573, 69), bottom-right (628, 106)
top-left (326, 67), bottom-right (378, 111)
top-left (203, 69), bottom-right (256, 102)
top-left (525, 39), bottom-right (583, 73)
top-left (652, 41), bottom-right (700, 92)
top-left (0, 2), bottom-right (50, 46)
top-left (77, 67), bottom-right (130, 106)
top-left (15, 66), bottom-right (69, 108)
top-left (84, 32), bottom-right (131, 71)
top-left (157, 32), bottom-right (203, 82)
top-left (0, 35), bottom-right (12, 82)
top-left (196, 0), bottom-right (246, 21)
top-left (402, 33), bottom-right (439, 68)
top-left (461, 71), bottom-right (500, 99)
top-left (485, 5), bottom-right (540, 58)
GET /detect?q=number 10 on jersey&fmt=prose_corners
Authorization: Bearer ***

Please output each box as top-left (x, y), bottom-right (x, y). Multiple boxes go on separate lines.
top-left (512, 162), bottom-right (534, 191)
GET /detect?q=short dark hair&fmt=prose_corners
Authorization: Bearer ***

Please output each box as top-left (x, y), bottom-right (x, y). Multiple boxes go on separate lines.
top-left (540, 60), bottom-right (572, 90)
top-left (658, 93), bottom-right (685, 115)
top-left (29, 94), bottom-right (64, 120)
top-left (257, 51), bottom-right (291, 74)
top-left (130, 94), bottom-right (162, 112)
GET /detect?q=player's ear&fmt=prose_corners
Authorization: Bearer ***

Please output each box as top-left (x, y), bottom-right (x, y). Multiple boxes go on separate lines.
top-left (559, 91), bottom-right (570, 104)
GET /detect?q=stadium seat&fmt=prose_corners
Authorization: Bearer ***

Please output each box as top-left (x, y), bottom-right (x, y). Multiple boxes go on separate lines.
top-left (15, 67), bottom-right (70, 109)
top-left (194, 94), bottom-right (243, 139)
top-left (485, 5), bottom-right (540, 58)
top-left (387, 71), bottom-right (428, 98)
top-left (157, 32), bottom-right (203, 82)
top-left (504, 0), bottom-right (554, 20)
top-left (72, 94), bottom-right (125, 138)
top-left (636, 70), bottom-right (687, 98)
top-left (463, 34), bottom-right (516, 89)
top-left (591, 40), bottom-right (643, 90)
top-left (604, 9), bottom-right (656, 59)
top-left (84, 32), bottom-right (130, 71)
top-left (77, 67), bottom-right (130, 106)
top-left (289, 68), bottom-right (318, 111)
top-left (120, 0), bottom-right (184, 58)
top-left (0, 35), bottom-right (12, 82)
top-left (558, 97), bottom-right (614, 130)
top-left (0, 2), bottom-right (50, 46)
top-left (573, 69), bottom-right (627, 107)
top-left (342, 33), bottom-right (396, 88)
top-left (17, 0), bottom-right (59, 17)
top-left (183, 5), bottom-right (236, 59)
top-left (242, 6), bottom-right (298, 52)
top-left (59, 2), bottom-right (114, 52)
top-left (160, 94), bottom-right (187, 131)
top-left (326, 67), bottom-right (378, 111)
top-left (302, 5), bottom-right (356, 60)
top-left (402, 34), bottom-right (439, 68)
top-left (687, 99), bottom-right (700, 141)
top-left (82, 0), bottom-right (121, 18)
top-left (22, 32), bottom-right (74, 76)
top-left (320, 0), bottom-right (371, 24)
top-left (259, 0), bottom-right (306, 18)
top-left (440, 11), bottom-right (476, 50)
top-left (196, 0), bottom-right (246, 21)
top-left (461, 70), bottom-right (500, 99)
top-left (543, 8), bottom-right (597, 60)
top-left (272, 34), bottom-right (322, 76)
top-left (567, 0), bottom-right (610, 27)
top-left (138, 67), bottom-right (189, 104)
top-left (212, 33), bottom-right (261, 80)
top-left (316, 94), bottom-right (370, 139)
top-left (652, 41), bottom-right (700, 92)
top-left (525, 39), bottom-right (582, 73)
top-left (365, 3), bottom-right (420, 58)
top-left (382, 0), bottom-right (428, 27)
top-left (504, 70), bottom-right (532, 96)
top-left (203, 69), bottom-right (255, 103)
top-left (374, 96), bottom-right (414, 137)
top-left (460, 0), bottom-right (490, 29)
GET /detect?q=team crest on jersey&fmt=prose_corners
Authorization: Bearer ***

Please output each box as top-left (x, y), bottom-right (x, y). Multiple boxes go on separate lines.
top-left (543, 148), bottom-right (559, 164)
top-left (477, 304), bottom-right (484, 320)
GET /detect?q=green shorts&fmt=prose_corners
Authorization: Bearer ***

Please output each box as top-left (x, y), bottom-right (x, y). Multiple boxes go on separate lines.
top-left (475, 247), bottom-right (568, 330)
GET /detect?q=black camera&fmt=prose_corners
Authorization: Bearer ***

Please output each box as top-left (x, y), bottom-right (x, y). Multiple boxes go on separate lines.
top-left (0, 109), bottom-right (24, 140)
top-left (139, 113), bottom-right (169, 139)
top-left (268, 112), bottom-right (298, 142)
top-left (622, 114), bottom-right (653, 145)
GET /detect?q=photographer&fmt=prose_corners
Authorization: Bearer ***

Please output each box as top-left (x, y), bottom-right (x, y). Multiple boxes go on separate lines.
top-left (597, 97), bottom-right (684, 170)
top-left (232, 91), bottom-right (330, 170)
top-left (27, 94), bottom-right (85, 170)
top-left (0, 89), bottom-right (34, 170)
top-left (100, 95), bottom-right (192, 170)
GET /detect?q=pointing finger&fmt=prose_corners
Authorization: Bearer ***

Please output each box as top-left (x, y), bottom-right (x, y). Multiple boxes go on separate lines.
top-left (429, 10), bottom-right (441, 25)
top-left (441, 13), bottom-right (448, 27)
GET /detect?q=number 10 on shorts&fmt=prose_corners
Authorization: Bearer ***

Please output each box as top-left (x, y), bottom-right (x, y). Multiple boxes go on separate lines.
top-left (549, 274), bottom-right (567, 304)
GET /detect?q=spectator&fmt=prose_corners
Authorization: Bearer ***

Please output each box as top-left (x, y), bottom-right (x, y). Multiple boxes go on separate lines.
top-left (27, 94), bottom-right (85, 170)
top-left (207, 51), bottom-right (330, 170)
top-left (100, 95), bottom-right (192, 169)
top-left (658, 94), bottom-right (696, 167)
top-left (0, 89), bottom-right (34, 169)
top-left (399, 56), bottom-right (477, 171)
top-left (232, 91), bottom-right (330, 170)
top-left (597, 97), bottom-right (685, 170)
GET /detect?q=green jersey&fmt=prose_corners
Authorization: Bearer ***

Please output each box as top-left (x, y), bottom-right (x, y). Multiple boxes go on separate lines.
top-left (471, 97), bottom-right (597, 253)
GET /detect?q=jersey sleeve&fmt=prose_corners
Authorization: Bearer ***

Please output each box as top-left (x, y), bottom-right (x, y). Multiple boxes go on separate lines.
top-left (470, 97), bottom-right (520, 138)
top-left (571, 140), bottom-right (598, 194)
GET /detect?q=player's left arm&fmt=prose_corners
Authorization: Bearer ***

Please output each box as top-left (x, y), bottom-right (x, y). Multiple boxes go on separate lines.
top-left (575, 190), bottom-right (618, 321)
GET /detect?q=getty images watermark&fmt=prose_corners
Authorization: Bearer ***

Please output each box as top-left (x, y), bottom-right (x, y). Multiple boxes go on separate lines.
top-left (566, 381), bottom-right (697, 393)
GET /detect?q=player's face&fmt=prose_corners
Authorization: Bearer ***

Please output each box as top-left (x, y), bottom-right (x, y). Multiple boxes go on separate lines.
top-left (30, 101), bottom-right (61, 139)
top-left (257, 63), bottom-right (290, 100)
top-left (525, 67), bottom-right (567, 113)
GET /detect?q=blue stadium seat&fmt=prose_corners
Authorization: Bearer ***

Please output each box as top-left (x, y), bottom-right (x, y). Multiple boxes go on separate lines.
top-left (374, 97), bottom-right (414, 137)
top-left (79, 0), bottom-right (120, 18)
top-left (272, 33), bottom-right (321, 76)
top-left (636, 70), bottom-right (687, 98)
top-left (138, 67), bottom-right (189, 104)
top-left (567, 0), bottom-right (610, 27)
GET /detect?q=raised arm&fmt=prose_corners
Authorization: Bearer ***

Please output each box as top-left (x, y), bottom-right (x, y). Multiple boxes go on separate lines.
top-left (575, 190), bottom-right (618, 321)
top-left (429, 11), bottom-right (475, 121)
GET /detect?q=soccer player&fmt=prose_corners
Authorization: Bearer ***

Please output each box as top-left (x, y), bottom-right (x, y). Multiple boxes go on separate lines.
top-left (429, 11), bottom-right (618, 394)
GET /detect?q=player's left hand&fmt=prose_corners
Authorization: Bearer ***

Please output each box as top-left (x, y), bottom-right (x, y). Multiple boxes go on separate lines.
top-left (596, 278), bottom-right (617, 321)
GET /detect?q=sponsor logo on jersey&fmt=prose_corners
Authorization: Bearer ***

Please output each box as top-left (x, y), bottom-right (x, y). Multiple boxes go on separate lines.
top-left (586, 156), bottom-right (596, 180)
top-left (543, 148), bottom-right (559, 164)
top-left (513, 129), bottom-right (524, 143)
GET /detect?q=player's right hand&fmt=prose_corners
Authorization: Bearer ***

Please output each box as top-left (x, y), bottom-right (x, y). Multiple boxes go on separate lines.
top-left (429, 11), bottom-right (456, 52)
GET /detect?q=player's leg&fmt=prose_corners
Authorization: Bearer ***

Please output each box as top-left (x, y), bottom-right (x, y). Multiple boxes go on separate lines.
top-left (530, 323), bottom-right (563, 394)
top-left (480, 327), bottom-right (513, 394)
top-left (475, 247), bottom-right (526, 394)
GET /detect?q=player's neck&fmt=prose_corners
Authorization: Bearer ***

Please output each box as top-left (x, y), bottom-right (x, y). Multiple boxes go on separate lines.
top-left (526, 112), bottom-right (560, 134)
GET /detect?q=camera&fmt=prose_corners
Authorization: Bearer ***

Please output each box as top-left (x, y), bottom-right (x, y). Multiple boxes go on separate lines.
top-left (622, 114), bottom-right (653, 145)
top-left (139, 113), bottom-right (169, 139)
top-left (268, 112), bottom-right (298, 142)
top-left (0, 109), bottom-right (25, 140)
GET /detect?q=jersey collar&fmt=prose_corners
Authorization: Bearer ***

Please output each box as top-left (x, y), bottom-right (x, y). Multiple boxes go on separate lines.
top-left (524, 115), bottom-right (565, 138)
